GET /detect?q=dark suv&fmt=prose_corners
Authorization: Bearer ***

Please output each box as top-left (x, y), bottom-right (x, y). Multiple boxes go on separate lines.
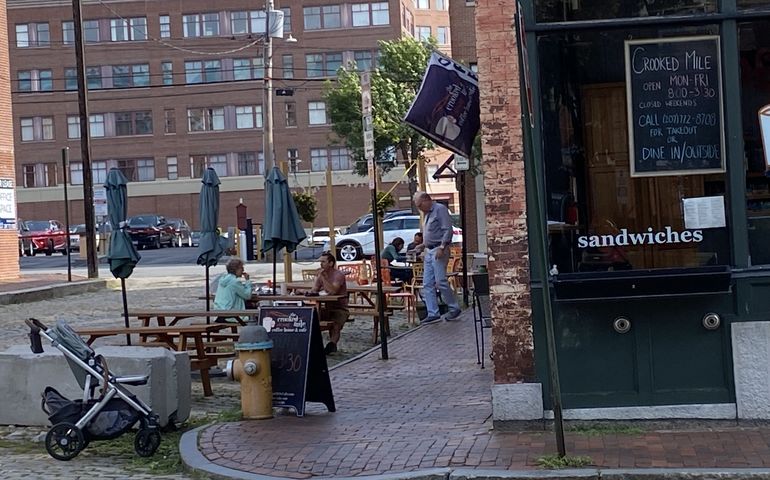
top-left (126, 214), bottom-right (174, 249)
top-left (166, 218), bottom-right (193, 247)
top-left (347, 209), bottom-right (414, 233)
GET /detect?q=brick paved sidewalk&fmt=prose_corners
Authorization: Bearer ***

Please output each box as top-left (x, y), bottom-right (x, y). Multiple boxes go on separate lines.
top-left (193, 310), bottom-right (770, 479)
top-left (0, 273), bottom-right (88, 293)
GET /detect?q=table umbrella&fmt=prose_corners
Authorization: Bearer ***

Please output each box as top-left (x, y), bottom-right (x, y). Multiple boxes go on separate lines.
top-left (262, 166), bottom-right (307, 293)
top-left (197, 168), bottom-right (226, 310)
top-left (105, 168), bottom-right (141, 345)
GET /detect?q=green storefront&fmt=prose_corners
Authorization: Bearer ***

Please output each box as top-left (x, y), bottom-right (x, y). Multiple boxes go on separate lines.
top-left (520, 0), bottom-right (770, 416)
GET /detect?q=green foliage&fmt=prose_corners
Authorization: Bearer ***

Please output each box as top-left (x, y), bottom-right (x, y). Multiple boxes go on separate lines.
top-left (371, 191), bottom-right (396, 217)
top-left (292, 191), bottom-right (318, 223)
top-left (536, 454), bottom-right (593, 469)
top-left (323, 37), bottom-right (437, 177)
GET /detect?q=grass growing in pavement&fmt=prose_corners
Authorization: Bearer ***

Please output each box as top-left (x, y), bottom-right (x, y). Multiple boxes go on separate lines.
top-left (536, 454), bottom-right (594, 469)
top-left (567, 423), bottom-right (645, 436)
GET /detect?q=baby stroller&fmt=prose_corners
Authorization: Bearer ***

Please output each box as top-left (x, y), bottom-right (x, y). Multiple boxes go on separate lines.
top-left (26, 318), bottom-right (161, 461)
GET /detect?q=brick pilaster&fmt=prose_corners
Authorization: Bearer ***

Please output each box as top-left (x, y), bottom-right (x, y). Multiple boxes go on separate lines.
top-left (475, 0), bottom-right (534, 383)
top-left (0, 0), bottom-right (19, 281)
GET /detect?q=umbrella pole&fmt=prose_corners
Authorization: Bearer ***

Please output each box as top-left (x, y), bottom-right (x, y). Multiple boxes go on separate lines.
top-left (273, 246), bottom-right (277, 296)
top-left (205, 265), bottom-right (211, 317)
top-left (121, 278), bottom-right (131, 346)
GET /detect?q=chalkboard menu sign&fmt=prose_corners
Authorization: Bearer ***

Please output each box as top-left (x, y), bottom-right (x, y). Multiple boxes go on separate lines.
top-left (259, 306), bottom-right (335, 417)
top-left (625, 36), bottom-right (725, 177)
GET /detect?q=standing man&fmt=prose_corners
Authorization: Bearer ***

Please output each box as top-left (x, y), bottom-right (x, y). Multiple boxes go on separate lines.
top-left (413, 192), bottom-right (461, 323)
top-left (310, 252), bottom-right (349, 354)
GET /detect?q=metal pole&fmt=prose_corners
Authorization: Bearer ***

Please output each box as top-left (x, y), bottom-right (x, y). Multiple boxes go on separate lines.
top-left (72, 0), bottom-right (97, 279)
top-left (62, 148), bottom-right (72, 282)
top-left (459, 171), bottom-right (468, 306)
top-left (371, 185), bottom-right (388, 360)
top-left (263, 0), bottom-right (275, 173)
top-left (326, 162), bottom-right (336, 255)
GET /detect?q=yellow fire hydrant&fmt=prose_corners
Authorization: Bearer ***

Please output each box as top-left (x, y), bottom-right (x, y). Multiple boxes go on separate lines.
top-left (225, 319), bottom-right (273, 419)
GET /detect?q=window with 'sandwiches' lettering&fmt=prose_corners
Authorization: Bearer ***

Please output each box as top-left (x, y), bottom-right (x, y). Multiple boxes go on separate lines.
top-left (625, 36), bottom-right (725, 177)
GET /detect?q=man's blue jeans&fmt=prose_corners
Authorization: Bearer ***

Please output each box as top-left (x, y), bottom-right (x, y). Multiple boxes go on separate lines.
top-left (422, 247), bottom-right (460, 318)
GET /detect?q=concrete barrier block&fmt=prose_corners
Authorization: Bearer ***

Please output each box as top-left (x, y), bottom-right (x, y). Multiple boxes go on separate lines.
top-left (732, 321), bottom-right (770, 419)
top-left (0, 345), bottom-right (190, 427)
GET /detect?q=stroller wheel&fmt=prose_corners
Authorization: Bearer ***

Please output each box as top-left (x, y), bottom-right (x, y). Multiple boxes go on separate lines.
top-left (46, 422), bottom-right (85, 461)
top-left (134, 428), bottom-right (161, 457)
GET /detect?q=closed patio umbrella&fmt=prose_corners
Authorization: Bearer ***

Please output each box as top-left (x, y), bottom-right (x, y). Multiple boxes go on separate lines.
top-left (105, 168), bottom-right (141, 345)
top-left (197, 168), bottom-right (226, 310)
top-left (262, 166), bottom-right (307, 293)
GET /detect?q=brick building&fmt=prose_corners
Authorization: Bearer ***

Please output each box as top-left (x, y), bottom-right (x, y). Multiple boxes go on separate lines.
top-left (7, 0), bottom-right (451, 231)
top-left (0, 0), bottom-right (19, 280)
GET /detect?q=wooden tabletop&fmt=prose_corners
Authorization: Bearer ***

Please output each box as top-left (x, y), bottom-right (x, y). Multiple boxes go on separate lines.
top-left (249, 294), bottom-right (345, 302)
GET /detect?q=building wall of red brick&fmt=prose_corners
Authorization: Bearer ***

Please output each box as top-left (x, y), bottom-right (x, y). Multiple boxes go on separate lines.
top-left (475, 0), bottom-right (534, 384)
top-left (0, 0), bottom-right (20, 280)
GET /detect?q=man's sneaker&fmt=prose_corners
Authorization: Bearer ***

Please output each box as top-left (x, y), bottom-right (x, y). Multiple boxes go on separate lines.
top-left (443, 309), bottom-right (462, 321)
top-left (421, 316), bottom-right (441, 325)
top-left (324, 342), bottom-right (337, 355)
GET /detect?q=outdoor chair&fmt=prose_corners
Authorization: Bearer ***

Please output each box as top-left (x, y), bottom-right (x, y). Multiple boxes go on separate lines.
top-left (471, 272), bottom-right (492, 368)
top-left (302, 269), bottom-right (318, 281)
top-left (448, 256), bottom-right (464, 297)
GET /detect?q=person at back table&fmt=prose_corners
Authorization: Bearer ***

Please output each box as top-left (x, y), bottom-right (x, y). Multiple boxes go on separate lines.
top-left (310, 252), bottom-right (349, 355)
top-left (407, 232), bottom-right (423, 252)
top-left (381, 237), bottom-right (412, 284)
top-left (413, 191), bottom-right (461, 323)
top-left (213, 258), bottom-right (252, 316)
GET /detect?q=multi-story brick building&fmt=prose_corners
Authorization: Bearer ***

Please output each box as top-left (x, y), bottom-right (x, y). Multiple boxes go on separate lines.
top-left (7, 0), bottom-right (451, 230)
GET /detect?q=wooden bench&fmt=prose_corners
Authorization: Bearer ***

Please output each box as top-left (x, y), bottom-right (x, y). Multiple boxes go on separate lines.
top-left (127, 309), bottom-right (256, 327)
top-left (76, 323), bottom-right (233, 397)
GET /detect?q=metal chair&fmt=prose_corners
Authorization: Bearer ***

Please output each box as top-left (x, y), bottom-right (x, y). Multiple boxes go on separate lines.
top-left (471, 273), bottom-right (492, 368)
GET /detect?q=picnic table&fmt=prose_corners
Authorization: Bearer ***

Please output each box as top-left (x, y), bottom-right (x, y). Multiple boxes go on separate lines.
top-left (127, 309), bottom-right (257, 327)
top-left (76, 323), bottom-right (234, 397)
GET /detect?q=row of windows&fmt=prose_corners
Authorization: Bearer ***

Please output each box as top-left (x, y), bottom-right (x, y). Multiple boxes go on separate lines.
top-left (15, 2), bottom-right (395, 49)
top-left (20, 147), bottom-right (352, 187)
top-left (413, 0), bottom-right (449, 10)
top-left (16, 50), bottom-right (379, 93)
top-left (19, 101), bottom-right (330, 142)
top-left (416, 25), bottom-right (450, 44)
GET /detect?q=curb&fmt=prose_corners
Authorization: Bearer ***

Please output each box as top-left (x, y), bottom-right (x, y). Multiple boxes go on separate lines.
top-left (0, 279), bottom-right (107, 305)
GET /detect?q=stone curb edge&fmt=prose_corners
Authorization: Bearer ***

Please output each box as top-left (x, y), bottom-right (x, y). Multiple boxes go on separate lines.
top-left (181, 426), bottom-right (770, 480)
top-left (0, 279), bottom-right (107, 306)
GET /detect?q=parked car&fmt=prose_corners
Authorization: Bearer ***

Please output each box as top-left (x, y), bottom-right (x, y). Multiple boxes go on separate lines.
top-left (24, 220), bottom-right (69, 256)
top-left (326, 215), bottom-right (463, 262)
top-left (166, 218), bottom-right (193, 247)
top-left (347, 209), bottom-right (414, 233)
top-left (126, 214), bottom-right (174, 249)
top-left (17, 219), bottom-right (33, 256)
top-left (191, 231), bottom-right (201, 247)
top-left (69, 222), bottom-right (112, 251)
top-left (310, 227), bottom-right (343, 246)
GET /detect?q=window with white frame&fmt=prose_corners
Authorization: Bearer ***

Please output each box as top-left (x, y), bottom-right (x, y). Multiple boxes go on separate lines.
top-left (92, 161), bottom-right (108, 185)
top-left (209, 155), bottom-right (227, 177)
top-left (20, 117), bottom-right (54, 141)
top-left (303, 6), bottom-right (341, 30)
top-left (115, 111), bottom-right (153, 136)
top-left (191, 154), bottom-right (228, 178)
top-left (283, 8), bottom-right (292, 32)
top-left (20, 118), bottom-right (33, 141)
top-left (162, 62), bottom-right (173, 85)
top-left (166, 156), bottom-right (178, 180)
top-left (22, 163), bottom-right (57, 188)
top-left (84, 20), bottom-right (99, 42)
top-left (183, 13), bottom-right (219, 37)
top-left (436, 26), bottom-right (449, 44)
top-left (17, 71), bottom-right (31, 92)
top-left (62, 21), bottom-right (74, 45)
top-left (185, 60), bottom-right (222, 84)
top-left (160, 15), bottom-right (171, 38)
top-left (70, 162), bottom-right (83, 185)
top-left (417, 0), bottom-right (430, 8)
top-left (110, 18), bottom-right (146, 41)
top-left (16, 23), bottom-right (49, 47)
top-left (282, 54), bottom-right (294, 78)
top-left (306, 52), bottom-right (342, 77)
top-left (436, 0), bottom-right (447, 9)
top-left (137, 159), bottom-right (155, 181)
top-left (329, 147), bottom-right (351, 170)
top-left (416, 26), bottom-right (431, 41)
top-left (310, 148), bottom-right (328, 171)
top-left (111, 64), bottom-right (149, 88)
top-left (352, 4), bottom-right (371, 26)
top-left (67, 115), bottom-right (107, 139)
top-left (236, 106), bottom-right (263, 129)
top-left (233, 58), bottom-right (264, 80)
top-left (308, 102), bottom-right (327, 125)
top-left (64, 68), bottom-right (77, 90)
top-left (229, 10), bottom-right (267, 35)
top-left (87, 66), bottom-right (102, 89)
top-left (371, 3), bottom-right (389, 25)
top-left (250, 11), bottom-right (267, 34)
top-left (188, 107), bottom-right (225, 132)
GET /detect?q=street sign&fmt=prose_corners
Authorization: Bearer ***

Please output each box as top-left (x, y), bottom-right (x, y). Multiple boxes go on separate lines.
top-left (0, 178), bottom-right (15, 230)
top-left (93, 188), bottom-right (107, 217)
top-left (455, 155), bottom-right (470, 171)
top-left (361, 89), bottom-right (372, 116)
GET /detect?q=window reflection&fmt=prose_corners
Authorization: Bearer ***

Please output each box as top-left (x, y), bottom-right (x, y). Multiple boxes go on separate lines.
top-left (538, 27), bottom-right (729, 273)
top-left (535, 0), bottom-right (715, 23)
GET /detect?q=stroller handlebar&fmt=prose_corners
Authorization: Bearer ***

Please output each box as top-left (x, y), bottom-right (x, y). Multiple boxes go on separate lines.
top-left (26, 318), bottom-right (46, 354)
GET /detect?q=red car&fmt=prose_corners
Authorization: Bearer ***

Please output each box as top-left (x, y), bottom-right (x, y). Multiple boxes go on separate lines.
top-left (23, 220), bottom-right (70, 256)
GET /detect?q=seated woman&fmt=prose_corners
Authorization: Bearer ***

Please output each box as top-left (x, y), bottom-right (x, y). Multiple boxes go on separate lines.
top-left (213, 258), bottom-right (253, 317)
top-left (381, 237), bottom-right (412, 284)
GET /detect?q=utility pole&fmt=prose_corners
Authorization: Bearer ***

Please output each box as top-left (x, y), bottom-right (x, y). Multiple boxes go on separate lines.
top-left (263, 0), bottom-right (275, 173)
top-left (62, 148), bottom-right (72, 282)
top-left (326, 162), bottom-right (336, 255)
top-left (72, 0), bottom-right (98, 278)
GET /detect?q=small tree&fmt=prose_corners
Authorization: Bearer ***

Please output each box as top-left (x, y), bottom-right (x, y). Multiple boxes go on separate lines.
top-left (324, 37), bottom-right (436, 201)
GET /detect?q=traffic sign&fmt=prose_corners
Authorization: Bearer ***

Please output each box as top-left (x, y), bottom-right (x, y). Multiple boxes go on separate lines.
top-left (455, 155), bottom-right (470, 171)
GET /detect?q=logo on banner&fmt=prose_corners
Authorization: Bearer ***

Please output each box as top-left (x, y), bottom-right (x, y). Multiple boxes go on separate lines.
top-left (404, 52), bottom-right (480, 157)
